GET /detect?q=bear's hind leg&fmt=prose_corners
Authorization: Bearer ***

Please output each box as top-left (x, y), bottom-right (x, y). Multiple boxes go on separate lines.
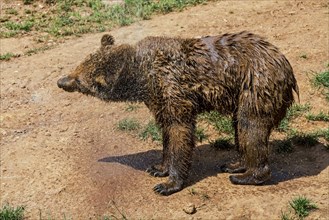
top-left (221, 112), bottom-right (246, 174)
top-left (146, 128), bottom-right (169, 177)
top-left (229, 116), bottom-right (271, 185)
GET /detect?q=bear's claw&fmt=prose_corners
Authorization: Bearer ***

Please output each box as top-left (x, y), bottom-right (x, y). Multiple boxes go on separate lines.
top-left (220, 160), bottom-right (246, 173)
top-left (153, 181), bottom-right (183, 196)
top-left (229, 165), bottom-right (271, 185)
top-left (220, 164), bottom-right (246, 173)
top-left (146, 165), bottom-right (169, 177)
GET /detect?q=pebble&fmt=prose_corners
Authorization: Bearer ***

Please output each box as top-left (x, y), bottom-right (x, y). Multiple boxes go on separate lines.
top-left (183, 203), bottom-right (196, 215)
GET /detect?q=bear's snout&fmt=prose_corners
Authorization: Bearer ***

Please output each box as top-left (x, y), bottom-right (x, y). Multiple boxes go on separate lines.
top-left (57, 76), bottom-right (78, 92)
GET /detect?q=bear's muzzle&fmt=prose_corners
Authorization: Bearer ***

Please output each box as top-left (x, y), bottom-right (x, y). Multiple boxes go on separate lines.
top-left (57, 76), bottom-right (78, 92)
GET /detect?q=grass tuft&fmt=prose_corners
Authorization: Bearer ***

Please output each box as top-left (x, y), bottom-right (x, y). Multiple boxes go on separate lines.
top-left (139, 120), bottom-right (162, 142)
top-left (117, 118), bottom-right (140, 131)
top-left (0, 52), bottom-right (16, 61)
top-left (311, 128), bottom-right (329, 142)
top-left (278, 104), bottom-right (311, 132)
top-left (289, 132), bottom-right (318, 147)
top-left (306, 111), bottom-right (329, 121)
top-left (195, 127), bottom-right (208, 143)
top-left (313, 70), bottom-right (329, 101)
top-left (313, 70), bottom-right (329, 88)
top-left (0, 204), bottom-right (25, 220)
top-left (198, 111), bottom-right (234, 134)
top-left (4, 20), bottom-right (34, 31)
top-left (289, 196), bottom-right (317, 219)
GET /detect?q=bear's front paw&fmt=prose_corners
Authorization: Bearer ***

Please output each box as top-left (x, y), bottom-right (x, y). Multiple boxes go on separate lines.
top-left (220, 161), bottom-right (246, 173)
top-left (229, 165), bottom-right (271, 185)
top-left (153, 180), bottom-right (183, 196)
top-left (146, 164), bottom-right (169, 177)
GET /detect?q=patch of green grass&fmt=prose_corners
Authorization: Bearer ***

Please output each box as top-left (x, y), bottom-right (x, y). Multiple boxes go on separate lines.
top-left (213, 117), bottom-right (234, 134)
top-left (109, 4), bottom-right (135, 26)
top-left (195, 127), bottom-right (208, 143)
top-left (0, 52), bottom-right (16, 61)
top-left (199, 111), bottom-right (234, 134)
top-left (4, 20), bottom-right (34, 32)
top-left (289, 196), bottom-right (317, 219)
top-left (306, 111), bottom-right (329, 122)
top-left (320, 128), bottom-right (329, 141)
top-left (0, 0), bottom-right (210, 39)
top-left (281, 211), bottom-right (293, 220)
top-left (0, 204), bottom-right (25, 220)
top-left (314, 70), bottom-right (329, 88)
top-left (313, 70), bottom-right (329, 101)
top-left (0, 31), bottom-right (18, 38)
top-left (285, 128), bottom-right (328, 149)
top-left (139, 120), bottom-right (162, 142)
top-left (289, 132), bottom-right (319, 147)
top-left (311, 128), bottom-right (329, 142)
top-left (117, 118), bottom-right (140, 131)
top-left (210, 137), bottom-right (234, 150)
top-left (288, 103), bottom-right (312, 118)
top-left (278, 118), bottom-right (290, 132)
top-left (278, 104), bottom-right (311, 132)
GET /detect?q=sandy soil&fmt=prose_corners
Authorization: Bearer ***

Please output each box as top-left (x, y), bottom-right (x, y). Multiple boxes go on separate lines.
top-left (1, 0), bottom-right (329, 219)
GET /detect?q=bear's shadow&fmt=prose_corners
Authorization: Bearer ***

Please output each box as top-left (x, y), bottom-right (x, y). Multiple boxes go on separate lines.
top-left (99, 142), bottom-right (329, 186)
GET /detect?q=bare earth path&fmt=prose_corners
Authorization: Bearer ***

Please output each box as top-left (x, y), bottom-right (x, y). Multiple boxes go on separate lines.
top-left (1, 1), bottom-right (329, 219)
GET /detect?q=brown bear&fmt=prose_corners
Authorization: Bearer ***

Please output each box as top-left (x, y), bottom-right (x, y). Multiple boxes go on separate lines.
top-left (57, 31), bottom-right (299, 196)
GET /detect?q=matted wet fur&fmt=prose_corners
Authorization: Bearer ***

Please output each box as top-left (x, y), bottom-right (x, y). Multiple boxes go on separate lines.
top-left (57, 31), bottom-right (299, 195)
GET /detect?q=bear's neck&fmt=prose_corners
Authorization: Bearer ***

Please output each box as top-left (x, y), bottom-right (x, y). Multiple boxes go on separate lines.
top-left (108, 46), bottom-right (149, 103)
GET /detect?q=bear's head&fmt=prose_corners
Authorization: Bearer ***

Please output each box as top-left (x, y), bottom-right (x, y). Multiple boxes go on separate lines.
top-left (57, 34), bottom-right (137, 101)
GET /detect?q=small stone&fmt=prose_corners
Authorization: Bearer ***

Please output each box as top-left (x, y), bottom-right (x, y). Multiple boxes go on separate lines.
top-left (59, 127), bottom-right (68, 132)
top-left (183, 203), bottom-right (196, 215)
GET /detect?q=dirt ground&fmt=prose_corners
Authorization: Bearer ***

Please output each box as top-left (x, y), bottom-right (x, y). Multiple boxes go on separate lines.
top-left (1, 0), bottom-right (329, 219)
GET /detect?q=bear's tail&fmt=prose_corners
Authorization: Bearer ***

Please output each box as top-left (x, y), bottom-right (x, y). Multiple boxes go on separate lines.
top-left (292, 75), bottom-right (300, 103)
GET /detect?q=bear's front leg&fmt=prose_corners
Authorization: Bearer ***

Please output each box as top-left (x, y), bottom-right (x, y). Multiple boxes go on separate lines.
top-left (146, 127), bottom-right (170, 177)
top-left (153, 123), bottom-right (195, 196)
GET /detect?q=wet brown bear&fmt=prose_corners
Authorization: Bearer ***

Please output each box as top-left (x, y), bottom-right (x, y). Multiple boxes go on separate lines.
top-left (57, 31), bottom-right (299, 196)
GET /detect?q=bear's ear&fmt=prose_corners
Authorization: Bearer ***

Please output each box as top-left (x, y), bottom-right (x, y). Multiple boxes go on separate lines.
top-left (101, 34), bottom-right (115, 47)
